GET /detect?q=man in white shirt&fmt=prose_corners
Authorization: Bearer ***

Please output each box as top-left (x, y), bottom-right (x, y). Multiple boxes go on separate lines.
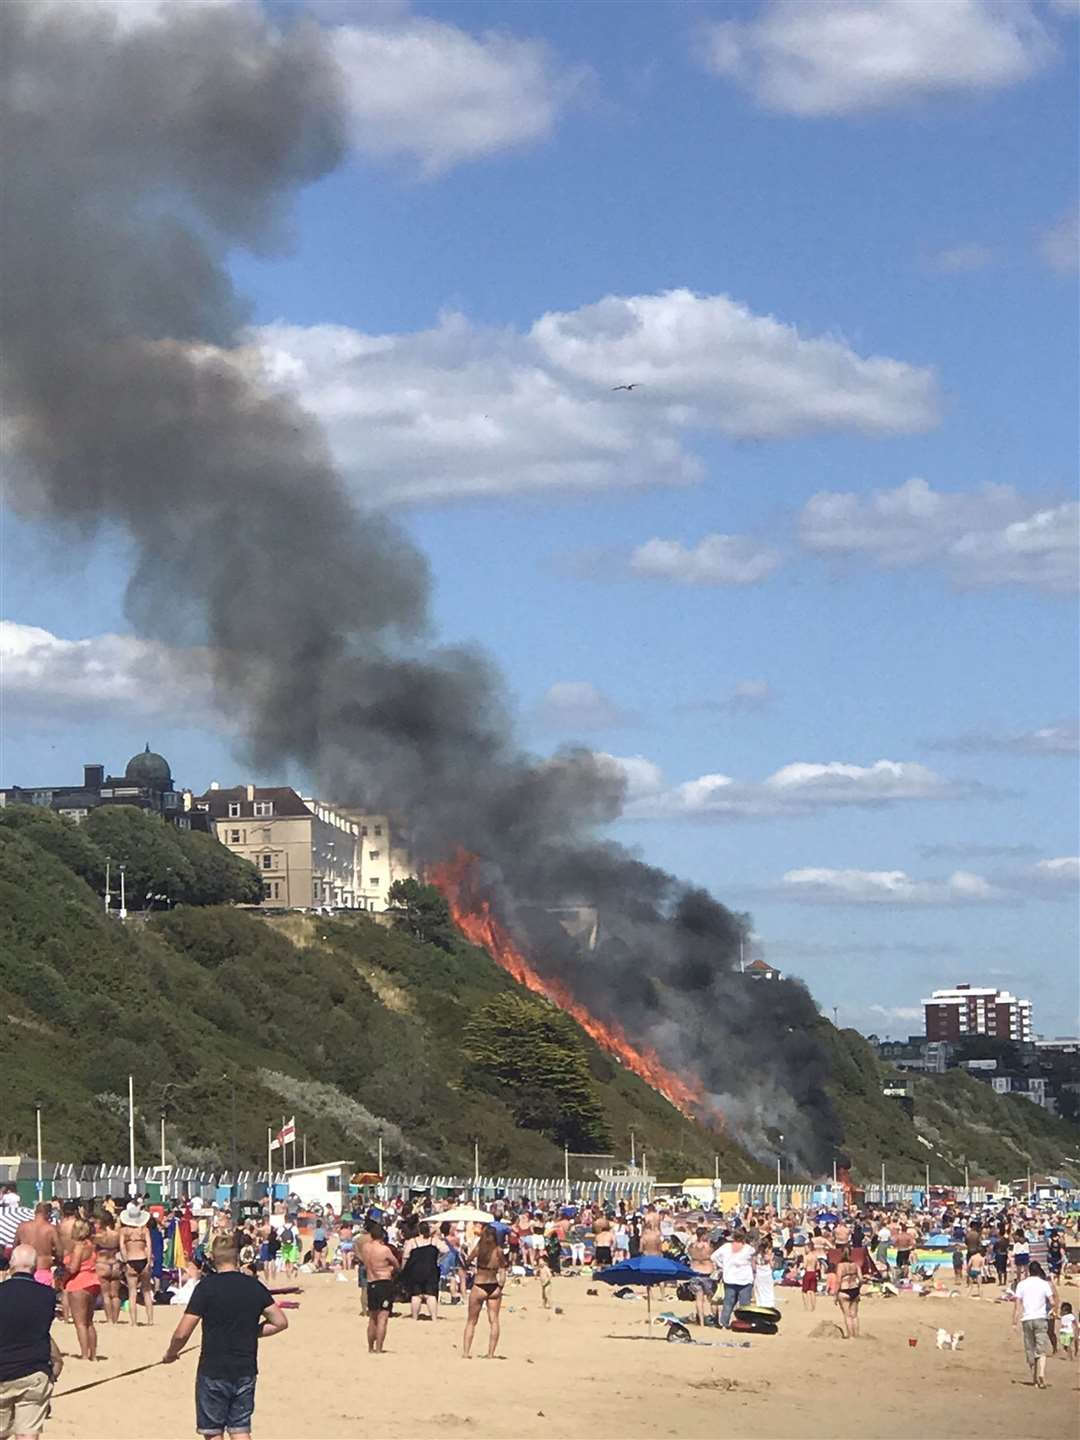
top-left (1012, 1261), bottom-right (1057, 1388)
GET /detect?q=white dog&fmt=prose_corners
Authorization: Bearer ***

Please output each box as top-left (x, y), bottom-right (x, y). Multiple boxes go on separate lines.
top-left (935, 1328), bottom-right (964, 1351)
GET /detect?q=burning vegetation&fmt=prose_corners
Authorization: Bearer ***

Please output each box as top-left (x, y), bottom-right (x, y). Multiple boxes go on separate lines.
top-left (432, 851), bottom-right (706, 1119)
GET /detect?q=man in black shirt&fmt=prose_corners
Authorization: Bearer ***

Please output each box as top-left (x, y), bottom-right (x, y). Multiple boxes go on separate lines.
top-left (0, 1244), bottom-right (63, 1440)
top-left (163, 1234), bottom-right (286, 1439)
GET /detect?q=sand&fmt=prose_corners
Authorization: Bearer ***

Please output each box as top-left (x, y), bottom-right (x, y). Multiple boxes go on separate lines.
top-left (45, 1274), bottom-right (1080, 1440)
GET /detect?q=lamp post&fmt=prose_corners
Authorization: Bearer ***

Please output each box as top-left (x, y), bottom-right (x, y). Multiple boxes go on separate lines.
top-left (776, 1134), bottom-right (784, 1213)
top-left (564, 1144), bottom-right (570, 1204)
top-left (34, 1099), bottom-right (44, 1201)
top-left (118, 863), bottom-right (127, 921)
top-left (377, 1132), bottom-right (383, 1178)
top-left (127, 1074), bottom-right (136, 1198)
top-left (104, 855), bottom-right (111, 914)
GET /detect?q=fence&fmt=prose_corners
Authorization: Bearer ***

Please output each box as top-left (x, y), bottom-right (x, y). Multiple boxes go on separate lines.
top-left (0, 1158), bottom-right (996, 1211)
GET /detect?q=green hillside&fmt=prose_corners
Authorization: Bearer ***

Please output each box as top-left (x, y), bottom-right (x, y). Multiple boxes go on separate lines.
top-left (1, 810), bottom-right (1074, 1189)
top-left (0, 812), bottom-right (752, 1180)
top-left (821, 1024), bottom-right (1079, 1185)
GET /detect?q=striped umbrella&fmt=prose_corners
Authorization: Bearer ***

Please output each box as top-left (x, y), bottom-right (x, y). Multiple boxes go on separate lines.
top-left (0, 1206), bottom-right (35, 1250)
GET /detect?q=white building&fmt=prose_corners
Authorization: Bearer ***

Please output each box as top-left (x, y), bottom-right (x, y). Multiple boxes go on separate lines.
top-left (338, 810), bottom-right (413, 911)
top-left (283, 1160), bottom-right (354, 1211)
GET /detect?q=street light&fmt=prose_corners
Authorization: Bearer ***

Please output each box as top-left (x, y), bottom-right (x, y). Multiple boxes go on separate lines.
top-left (776, 1133), bottom-right (784, 1213)
top-left (33, 1099), bottom-right (44, 1201)
top-left (104, 855), bottom-right (111, 914)
top-left (118, 863), bottom-right (127, 920)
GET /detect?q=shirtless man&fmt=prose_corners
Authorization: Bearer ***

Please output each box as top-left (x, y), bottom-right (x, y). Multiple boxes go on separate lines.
top-left (15, 1204), bottom-right (60, 1287)
top-left (687, 1227), bottom-right (716, 1327)
top-left (359, 1223), bottom-right (400, 1354)
top-left (593, 1213), bottom-right (614, 1269)
top-left (640, 1206), bottom-right (663, 1257)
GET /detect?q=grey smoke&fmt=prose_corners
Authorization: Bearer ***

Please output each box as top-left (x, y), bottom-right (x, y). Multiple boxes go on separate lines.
top-left (2, 0), bottom-right (838, 1168)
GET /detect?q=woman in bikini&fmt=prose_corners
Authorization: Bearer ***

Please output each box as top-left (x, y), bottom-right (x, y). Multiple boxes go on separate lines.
top-left (462, 1225), bottom-right (506, 1359)
top-left (119, 1202), bottom-right (154, 1327)
top-left (66, 1220), bottom-right (102, 1360)
top-left (94, 1208), bottom-right (123, 1324)
top-left (835, 1245), bottom-right (862, 1339)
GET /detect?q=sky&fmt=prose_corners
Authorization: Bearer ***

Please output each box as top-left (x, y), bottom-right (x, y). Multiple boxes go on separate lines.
top-left (3, 0), bottom-right (1078, 1038)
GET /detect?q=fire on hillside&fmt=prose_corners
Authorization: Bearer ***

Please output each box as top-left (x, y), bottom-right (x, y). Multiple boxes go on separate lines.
top-left (431, 850), bottom-right (712, 1123)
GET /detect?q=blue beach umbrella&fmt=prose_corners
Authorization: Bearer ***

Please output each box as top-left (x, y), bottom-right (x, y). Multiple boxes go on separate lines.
top-left (594, 1253), bottom-right (697, 1323)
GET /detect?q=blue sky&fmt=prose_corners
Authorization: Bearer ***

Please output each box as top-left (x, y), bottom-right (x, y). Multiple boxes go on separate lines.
top-left (3, 0), bottom-right (1078, 1036)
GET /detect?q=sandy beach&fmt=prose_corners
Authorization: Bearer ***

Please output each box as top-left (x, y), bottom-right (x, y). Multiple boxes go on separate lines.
top-left (45, 1272), bottom-right (1079, 1440)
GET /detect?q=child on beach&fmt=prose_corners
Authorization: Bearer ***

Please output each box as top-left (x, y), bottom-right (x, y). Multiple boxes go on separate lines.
top-left (538, 1254), bottom-right (552, 1310)
top-left (966, 1248), bottom-right (985, 1297)
top-left (1059, 1302), bottom-right (1076, 1359)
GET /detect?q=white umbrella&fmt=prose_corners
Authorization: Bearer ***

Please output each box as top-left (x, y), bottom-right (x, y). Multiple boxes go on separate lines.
top-left (437, 1206), bottom-right (494, 1224)
top-left (0, 1206), bottom-right (34, 1250)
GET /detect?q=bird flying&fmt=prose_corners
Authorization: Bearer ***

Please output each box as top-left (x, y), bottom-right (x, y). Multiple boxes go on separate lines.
top-left (611, 383), bottom-right (641, 392)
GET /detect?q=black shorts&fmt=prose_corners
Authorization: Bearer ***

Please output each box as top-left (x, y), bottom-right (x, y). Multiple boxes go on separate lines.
top-left (313, 1239), bottom-right (327, 1252)
top-left (595, 1246), bottom-right (613, 1267)
top-left (367, 1280), bottom-right (395, 1313)
top-left (895, 1250), bottom-right (911, 1268)
top-left (406, 1276), bottom-right (439, 1298)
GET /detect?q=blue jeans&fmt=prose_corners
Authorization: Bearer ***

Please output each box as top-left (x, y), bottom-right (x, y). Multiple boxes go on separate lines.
top-left (719, 1280), bottom-right (752, 1328)
top-left (196, 1374), bottom-right (256, 1436)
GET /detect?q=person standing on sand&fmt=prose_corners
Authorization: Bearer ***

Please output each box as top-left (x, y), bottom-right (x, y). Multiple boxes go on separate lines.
top-left (687, 1229), bottom-right (715, 1327)
top-left (462, 1225), bottom-right (506, 1360)
top-left (64, 1220), bottom-right (101, 1362)
top-left (360, 1224), bottom-right (400, 1354)
top-left (834, 1246), bottom-right (862, 1339)
top-left (163, 1233), bottom-right (287, 1439)
top-left (1012, 1261), bottom-right (1057, 1389)
top-left (712, 1228), bottom-right (755, 1329)
top-left (593, 1213), bottom-right (614, 1269)
top-left (94, 1210), bottom-right (123, 1324)
top-left (640, 1208), bottom-right (663, 1258)
top-left (119, 1201), bottom-right (154, 1327)
top-left (14, 1206), bottom-right (59, 1289)
top-left (0, 1245), bottom-right (64, 1440)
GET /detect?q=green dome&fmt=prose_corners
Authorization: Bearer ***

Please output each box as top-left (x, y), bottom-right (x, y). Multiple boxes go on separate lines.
top-left (125, 744), bottom-right (172, 788)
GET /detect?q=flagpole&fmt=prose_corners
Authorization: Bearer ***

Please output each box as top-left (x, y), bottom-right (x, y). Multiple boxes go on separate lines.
top-left (267, 1126), bottom-right (273, 1210)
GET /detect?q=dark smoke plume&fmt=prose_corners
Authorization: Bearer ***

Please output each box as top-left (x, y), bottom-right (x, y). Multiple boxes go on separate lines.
top-left (2, 0), bottom-right (839, 1167)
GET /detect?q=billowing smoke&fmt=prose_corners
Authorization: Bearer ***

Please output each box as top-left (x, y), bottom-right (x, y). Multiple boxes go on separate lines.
top-left (2, 1), bottom-right (839, 1167)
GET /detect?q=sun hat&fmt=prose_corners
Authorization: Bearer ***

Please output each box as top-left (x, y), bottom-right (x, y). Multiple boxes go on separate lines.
top-left (120, 1201), bottom-right (151, 1226)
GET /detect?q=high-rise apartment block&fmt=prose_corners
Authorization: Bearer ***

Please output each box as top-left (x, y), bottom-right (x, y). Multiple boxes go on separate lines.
top-left (923, 983), bottom-right (1032, 1044)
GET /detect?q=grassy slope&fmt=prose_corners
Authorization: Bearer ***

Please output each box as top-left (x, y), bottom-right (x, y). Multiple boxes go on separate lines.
top-left (0, 826), bottom-right (747, 1179)
top-left (2, 824), bottom-right (1073, 1185)
top-left (822, 1025), bottom-right (1078, 1184)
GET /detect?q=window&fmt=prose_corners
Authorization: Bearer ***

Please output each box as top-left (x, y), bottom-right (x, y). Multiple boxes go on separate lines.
top-left (263, 882), bottom-right (273, 899)
top-left (369, 850), bottom-right (380, 861)
top-left (361, 826), bottom-right (368, 837)
top-left (327, 1174), bottom-right (341, 1193)
top-left (230, 830), bottom-right (241, 845)
top-left (253, 800), bottom-right (274, 817)
top-left (228, 802), bottom-right (241, 818)
top-left (261, 853), bottom-right (273, 870)
top-left (374, 825), bottom-right (383, 837)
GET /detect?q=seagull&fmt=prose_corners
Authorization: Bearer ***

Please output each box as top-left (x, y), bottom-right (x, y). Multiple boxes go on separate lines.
top-left (611, 383), bottom-right (641, 392)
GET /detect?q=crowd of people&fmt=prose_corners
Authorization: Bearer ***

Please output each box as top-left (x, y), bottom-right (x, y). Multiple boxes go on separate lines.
top-left (0, 1181), bottom-right (1076, 1437)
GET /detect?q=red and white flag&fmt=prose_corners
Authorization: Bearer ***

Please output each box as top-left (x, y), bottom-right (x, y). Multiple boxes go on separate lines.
top-left (270, 1118), bottom-right (296, 1150)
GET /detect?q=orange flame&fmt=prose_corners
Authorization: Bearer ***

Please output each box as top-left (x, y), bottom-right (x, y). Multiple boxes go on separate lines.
top-left (431, 851), bottom-right (707, 1119)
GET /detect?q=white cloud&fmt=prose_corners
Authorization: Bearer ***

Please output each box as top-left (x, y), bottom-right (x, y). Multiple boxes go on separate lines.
top-left (629, 534), bottom-right (782, 587)
top-left (536, 681), bottom-right (634, 731)
top-left (331, 13), bottom-right (580, 173)
top-left (775, 854), bottom-right (1079, 905)
top-left (928, 244), bottom-right (996, 273)
top-left (701, 0), bottom-right (1059, 116)
top-left (251, 291), bottom-right (937, 505)
top-left (531, 290), bottom-right (939, 438)
top-left (1039, 202), bottom-right (1079, 273)
top-left (798, 477), bottom-right (1079, 593)
top-left (717, 679), bottom-right (775, 715)
top-left (925, 722), bottom-right (1080, 756)
top-left (779, 866), bottom-right (1005, 905)
top-left (599, 754), bottom-right (979, 821)
top-left (0, 620), bottom-right (210, 721)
